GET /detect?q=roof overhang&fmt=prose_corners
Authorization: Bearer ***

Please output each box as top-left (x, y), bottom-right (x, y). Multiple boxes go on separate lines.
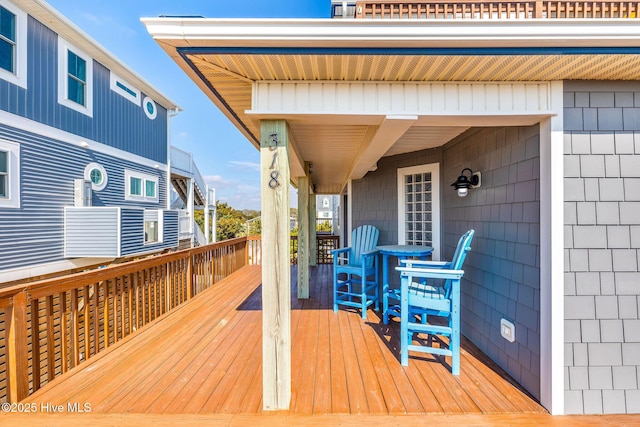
top-left (143, 17), bottom-right (640, 192)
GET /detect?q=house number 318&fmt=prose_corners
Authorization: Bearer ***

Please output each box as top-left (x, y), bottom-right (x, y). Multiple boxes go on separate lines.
top-left (268, 133), bottom-right (281, 189)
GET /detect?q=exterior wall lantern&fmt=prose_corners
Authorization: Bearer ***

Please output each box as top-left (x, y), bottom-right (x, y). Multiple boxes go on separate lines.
top-left (451, 168), bottom-right (481, 197)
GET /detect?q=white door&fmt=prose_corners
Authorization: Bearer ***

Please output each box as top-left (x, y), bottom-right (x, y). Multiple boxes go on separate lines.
top-left (397, 163), bottom-right (441, 260)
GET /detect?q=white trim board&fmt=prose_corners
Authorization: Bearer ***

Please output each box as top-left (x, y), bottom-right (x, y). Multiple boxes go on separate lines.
top-left (539, 81), bottom-right (565, 415)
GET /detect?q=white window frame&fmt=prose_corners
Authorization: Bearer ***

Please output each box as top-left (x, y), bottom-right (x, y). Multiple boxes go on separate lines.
top-left (110, 71), bottom-right (141, 106)
top-left (0, 138), bottom-right (20, 208)
top-left (84, 162), bottom-right (107, 191)
top-left (397, 163), bottom-right (441, 260)
top-left (144, 209), bottom-right (163, 245)
top-left (125, 169), bottom-right (158, 203)
top-left (142, 96), bottom-right (157, 120)
top-left (57, 37), bottom-right (93, 117)
top-left (0, 0), bottom-right (27, 88)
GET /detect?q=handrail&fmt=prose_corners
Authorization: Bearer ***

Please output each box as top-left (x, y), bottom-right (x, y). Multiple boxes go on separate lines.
top-left (0, 237), bottom-right (249, 403)
top-left (354, 0), bottom-right (640, 18)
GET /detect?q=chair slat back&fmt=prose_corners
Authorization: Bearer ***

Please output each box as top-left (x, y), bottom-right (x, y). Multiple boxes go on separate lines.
top-left (441, 229), bottom-right (474, 297)
top-left (450, 229), bottom-right (475, 270)
top-left (350, 225), bottom-right (379, 268)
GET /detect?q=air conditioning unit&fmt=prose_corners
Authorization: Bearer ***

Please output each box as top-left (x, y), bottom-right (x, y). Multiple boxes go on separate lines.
top-left (74, 179), bottom-right (92, 207)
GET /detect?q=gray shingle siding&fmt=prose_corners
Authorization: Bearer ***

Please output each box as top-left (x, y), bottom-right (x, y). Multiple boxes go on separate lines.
top-left (442, 126), bottom-right (541, 400)
top-left (564, 81), bottom-right (640, 415)
top-left (351, 125), bottom-right (542, 400)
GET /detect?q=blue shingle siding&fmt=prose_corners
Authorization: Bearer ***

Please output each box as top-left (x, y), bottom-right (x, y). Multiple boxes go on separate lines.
top-left (0, 16), bottom-right (167, 164)
top-left (351, 125), bottom-right (541, 400)
top-left (0, 123), bottom-right (171, 272)
top-left (564, 81), bottom-right (640, 415)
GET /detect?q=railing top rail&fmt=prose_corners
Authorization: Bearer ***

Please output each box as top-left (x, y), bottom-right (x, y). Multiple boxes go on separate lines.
top-left (0, 237), bottom-right (249, 302)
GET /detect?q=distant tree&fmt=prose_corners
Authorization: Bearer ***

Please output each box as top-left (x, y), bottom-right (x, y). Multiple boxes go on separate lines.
top-left (317, 220), bottom-right (332, 233)
top-left (216, 202), bottom-right (247, 241)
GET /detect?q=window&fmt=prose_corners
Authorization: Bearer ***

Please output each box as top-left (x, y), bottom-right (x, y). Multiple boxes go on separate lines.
top-left (142, 96), bottom-right (157, 120)
top-left (397, 163), bottom-right (440, 260)
top-left (145, 180), bottom-right (156, 198)
top-left (125, 169), bottom-right (158, 203)
top-left (83, 162), bottom-right (107, 191)
top-left (0, 0), bottom-right (27, 88)
top-left (58, 38), bottom-right (93, 116)
top-left (67, 50), bottom-right (86, 106)
top-left (144, 210), bottom-right (163, 244)
top-left (0, 150), bottom-right (7, 197)
top-left (0, 6), bottom-right (15, 74)
top-left (130, 177), bottom-right (142, 196)
top-left (110, 71), bottom-right (140, 105)
top-left (0, 138), bottom-right (20, 208)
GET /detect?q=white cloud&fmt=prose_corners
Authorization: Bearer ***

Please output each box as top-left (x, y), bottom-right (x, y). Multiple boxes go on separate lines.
top-left (204, 175), bottom-right (260, 210)
top-left (229, 160), bottom-right (260, 172)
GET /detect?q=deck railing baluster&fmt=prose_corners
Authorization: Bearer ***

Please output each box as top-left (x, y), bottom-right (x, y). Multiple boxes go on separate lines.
top-left (30, 297), bottom-right (41, 392)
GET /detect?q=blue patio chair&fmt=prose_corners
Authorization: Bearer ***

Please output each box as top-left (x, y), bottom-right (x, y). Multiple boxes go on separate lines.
top-left (395, 229), bottom-right (474, 374)
top-left (331, 225), bottom-right (380, 319)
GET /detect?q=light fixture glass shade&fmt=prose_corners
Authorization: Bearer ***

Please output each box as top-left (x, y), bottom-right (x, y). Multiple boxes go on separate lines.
top-left (457, 187), bottom-right (468, 197)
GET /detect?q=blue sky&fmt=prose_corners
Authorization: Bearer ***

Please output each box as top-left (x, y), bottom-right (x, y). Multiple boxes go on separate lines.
top-left (46, 0), bottom-right (330, 210)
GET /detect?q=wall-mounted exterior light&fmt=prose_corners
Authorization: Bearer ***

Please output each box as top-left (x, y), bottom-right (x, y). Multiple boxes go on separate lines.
top-left (451, 168), bottom-right (481, 198)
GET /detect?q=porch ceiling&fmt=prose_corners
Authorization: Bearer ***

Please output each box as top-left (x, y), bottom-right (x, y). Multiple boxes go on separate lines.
top-left (143, 17), bottom-right (640, 193)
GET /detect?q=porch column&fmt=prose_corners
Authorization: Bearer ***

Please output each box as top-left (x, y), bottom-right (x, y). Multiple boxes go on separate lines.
top-left (309, 192), bottom-right (317, 267)
top-left (204, 188), bottom-right (210, 245)
top-left (297, 163), bottom-right (310, 299)
top-left (211, 188), bottom-right (217, 243)
top-left (260, 120), bottom-right (291, 410)
top-left (187, 177), bottom-right (195, 246)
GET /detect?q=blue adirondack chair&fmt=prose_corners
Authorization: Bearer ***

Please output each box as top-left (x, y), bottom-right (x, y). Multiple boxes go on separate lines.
top-left (395, 229), bottom-right (474, 374)
top-left (331, 225), bottom-right (380, 319)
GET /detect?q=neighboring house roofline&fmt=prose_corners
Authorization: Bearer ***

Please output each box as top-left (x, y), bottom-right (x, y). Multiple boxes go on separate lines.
top-left (14, 0), bottom-right (181, 112)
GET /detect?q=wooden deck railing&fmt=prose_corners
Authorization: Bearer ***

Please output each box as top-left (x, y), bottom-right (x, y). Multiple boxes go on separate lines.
top-left (0, 234), bottom-right (339, 403)
top-left (289, 235), bottom-right (340, 265)
top-left (247, 234), bottom-right (340, 265)
top-left (0, 237), bottom-right (249, 403)
top-left (355, 0), bottom-right (640, 18)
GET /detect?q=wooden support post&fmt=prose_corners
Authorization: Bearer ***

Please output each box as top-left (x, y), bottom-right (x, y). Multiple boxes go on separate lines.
top-left (260, 120), bottom-right (291, 411)
top-left (309, 192), bottom-right (317, 267)
top-left (297, 168), bottom-right (310, 299)
top-left (6, 291), bottom-right (29, 402)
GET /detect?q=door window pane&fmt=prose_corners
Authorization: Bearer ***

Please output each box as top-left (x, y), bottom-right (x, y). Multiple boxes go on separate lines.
top-left (404, 172), bottom-right (434, 246)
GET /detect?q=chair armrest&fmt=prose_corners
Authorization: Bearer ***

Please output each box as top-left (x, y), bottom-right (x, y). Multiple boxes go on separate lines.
top-left (361, 249), bottom-right (380, 257)
top-left (396, 266), bottom-right (464, 280)
top-left (400, 259), bottom-right (451, 269)
top-left (331, 247), bottom-right (352, 255)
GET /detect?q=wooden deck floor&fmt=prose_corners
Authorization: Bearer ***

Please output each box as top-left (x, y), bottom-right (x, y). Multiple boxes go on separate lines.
top-left (15, 263), bottom-right (547, 417)
top-left (5, 264), bottom-right (640, 425)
